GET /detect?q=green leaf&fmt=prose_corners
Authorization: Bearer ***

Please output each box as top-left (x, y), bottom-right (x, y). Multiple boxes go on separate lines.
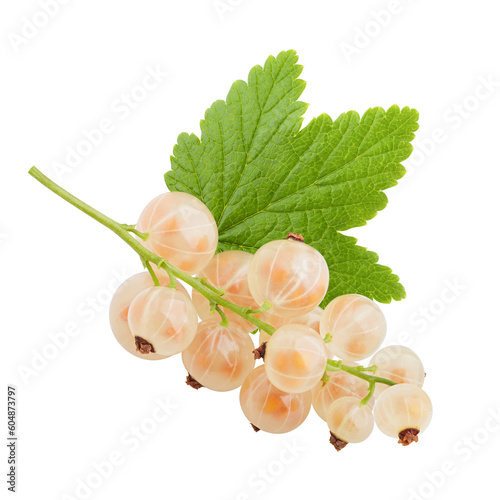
top-left (165, 50), bottom-right (418, 304)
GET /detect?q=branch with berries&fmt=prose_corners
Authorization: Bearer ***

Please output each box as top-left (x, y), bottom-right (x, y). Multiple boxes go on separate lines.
top-left (29, 167), bottom-right (432, 450)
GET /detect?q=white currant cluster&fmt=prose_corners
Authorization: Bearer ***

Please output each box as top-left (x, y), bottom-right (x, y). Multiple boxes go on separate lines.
top-left (109, 191), bottom-right (433, 449)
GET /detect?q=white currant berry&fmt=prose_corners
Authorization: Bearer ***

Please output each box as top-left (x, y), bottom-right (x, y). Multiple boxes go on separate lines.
top-left (248, 238), bottom-right (329, 318)
top-left (182, 319), bottom-right (255, 391)
top-left (327, 396), bottom-right (374, 445)
top-left (239, 365), bottom-right (312, 433)
top-left (127, 286), bottom-right (198, 356)
top-left (265, 324), bottom-right (327, 394)
top-left (191, 250), bottom-right (260, 332)
top-left (259, 307), bottom-right (323, 344)
top-left (374, 384), bottom-right (432, 445)
top-left (109, 272), bottom-right (188, 360)
top-left (320, 294), bottom-right (386, 361)
top-left (311, 362), bottom-right (372, 421)
top-left (136, 192), bottom-right (218, 275)
top-left (370, 346), bottom-right (425, 397)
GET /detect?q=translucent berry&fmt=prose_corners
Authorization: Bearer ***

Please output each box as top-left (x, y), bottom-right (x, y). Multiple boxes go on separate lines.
top-left (248, 238), bottom-right (329, 318)
top-left (259, 307), bottom-right (323, 344)
top-left (182, 320), bottom-right (255, 391)
top-left (320, 294), bottom-right (386, 361)
top-left (109, 272), bottom-right (188, 360)
top-left (374, 384), bottom-right (432, 445)
top-left (265, 324), bottom-right (327, 393)
top-left (136, 192), bottom-right (218, 275)
top-left (311, 362), bottom-right (372, 421)
top-left (127, 286), bottom-right (198, 356)
top-left (370, 346), bottom-right (425, 397)
top-left (191, 250), bottom-right (259, 332)
top-left (239, 365), bottom-right (311, 433)
top-left (327, 396), bottom-right (374, 445)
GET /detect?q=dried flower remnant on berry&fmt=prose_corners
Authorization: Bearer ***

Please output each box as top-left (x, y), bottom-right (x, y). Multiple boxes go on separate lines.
top-left (329, 432), bottom-right (348, 451)
top-left (287, 233), bottom-right (304, 242)
top-left (135, 336), bottom-right (155, 354)
top-left (186, 374), bottom-right (203, 389)
top-left (27, 45), bottom-right (429, 452)
top-left (128, 287), bottom-right (198, 356)
top-left (253, 342), bottom-right (267, 360)
top-left (109, 271), bottom-right (187, 360)
top-left (182, 320), bottom-right (255, 391)
top-left (398, 428), bottom-right (419, 446)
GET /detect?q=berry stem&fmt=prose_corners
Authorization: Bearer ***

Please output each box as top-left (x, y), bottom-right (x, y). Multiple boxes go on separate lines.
top-left (143, 260), bottom-right (161, 286)
top-left (198, 278), bottom-right (225, 296)
top-left (249, 302), bottom-right (272, 315)
top-left (28, 167), bottom-right (276, 334)
top-left (214, 306), bottom-right (229, 327)
top-left (357, 365), bottom-right (378, 373)
top-left (360, 381), bottom-right (375, 406)
top-left (28, 167), bottom-right (402, 387)
top-left (156, 259), bottom-right (177, 288)
top-left (326, 359), bottom-right (397, 387)
top-left (120, 224), bottom-right (149, 241)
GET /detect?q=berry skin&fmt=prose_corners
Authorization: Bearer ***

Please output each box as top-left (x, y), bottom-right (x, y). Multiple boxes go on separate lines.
top-left (136, 192), bottom-right (218, 275)
top-left (109, 272), bottom-right (188, 360)
top-left (248, 239), bottom-right (329, 318)
top-left (327, 396), bottom-right (374, 445)
top-left (265, 324), bottom-right (327, 394)
top-left (239, 365), bottom-right (312, 433)
top-left (127, 286), bottom-right (198, 356)
top-left (182, 320), bottom-right (255, 392)
top-left (374, 384), bottom-right (432, 445)
top-left (320, 294), bottom-right (386, 361)
top-left (311, 362), bottom-right (372, 421)
top-left (191, 250), bottom-right (260, 332)
top-left (259, 307), bottom-right (323, 344)
top-left (370, 346), bottom-right (425, 397)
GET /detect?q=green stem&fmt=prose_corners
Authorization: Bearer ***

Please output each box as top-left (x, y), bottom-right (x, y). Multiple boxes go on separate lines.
top-left (326, 359), bottom-right (397, 387)
top-left (121, 224), bottom-right (148, 241)
top-left (360, 381), bottom-right (376, 406)
top-left (144, 260), bottom-right (160, 287)
top-left (157, 259), bottom-right (177, 289)
top-left (28, 167), bottom-right (276, 334)
top-left (357, 365), bottom-right (377, 373)
top-left (28, 167), bottom-right (402, 389)
top-left (249, 302), bottom-right (272, 315)
top-left (215, 306), bottom-right (229, 327)
top-left (198, 278), bottom-right (225, 296)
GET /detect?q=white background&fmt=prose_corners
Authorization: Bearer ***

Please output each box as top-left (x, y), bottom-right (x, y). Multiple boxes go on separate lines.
top-left (1, 1), bottom-right (500, 499)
